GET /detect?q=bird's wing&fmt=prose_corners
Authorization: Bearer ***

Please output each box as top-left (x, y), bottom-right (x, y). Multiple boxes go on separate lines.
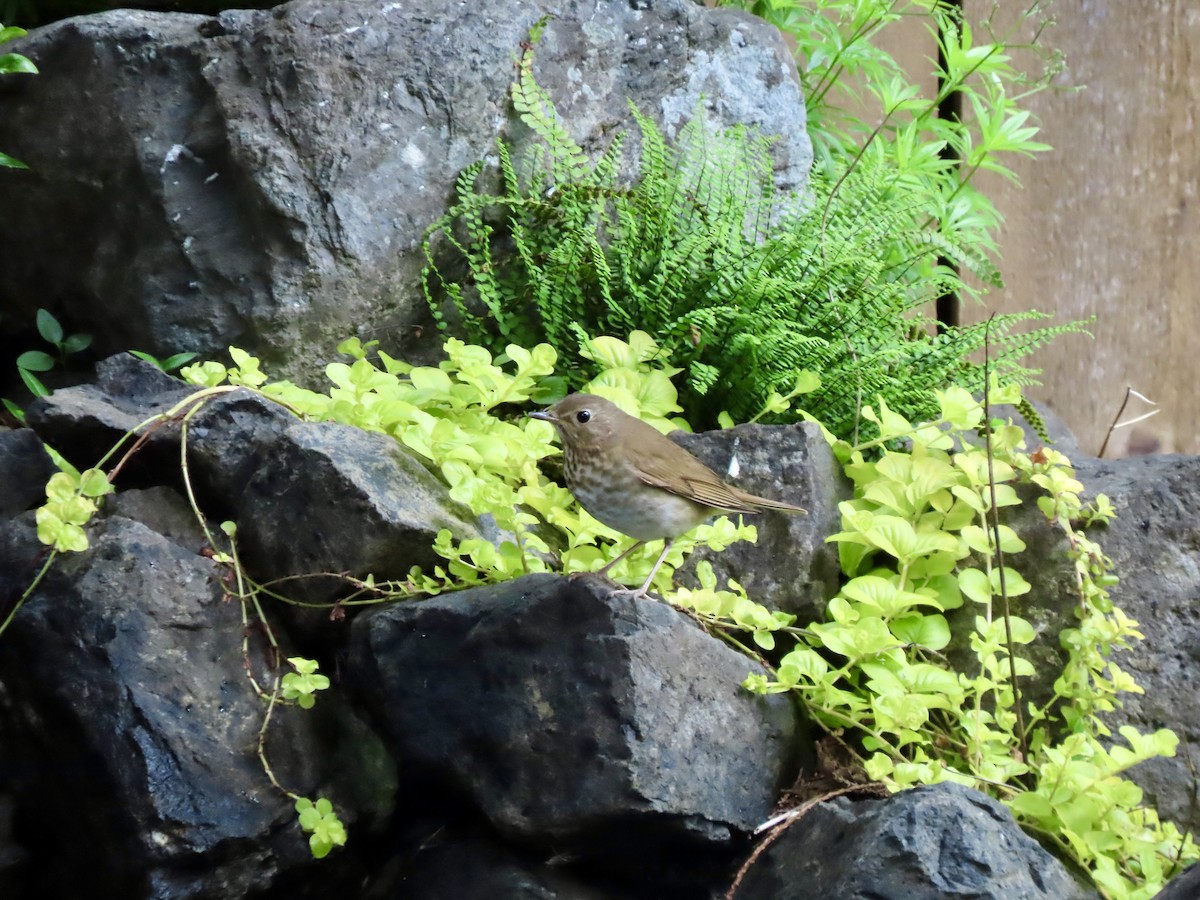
top-left (632, 447), bottom-right (803, 514)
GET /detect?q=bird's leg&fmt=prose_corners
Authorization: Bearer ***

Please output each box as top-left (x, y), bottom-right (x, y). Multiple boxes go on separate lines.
top-left (610, 539), bottom-right (674, 601)
top-left (594, 539), bottom-right (645, 580)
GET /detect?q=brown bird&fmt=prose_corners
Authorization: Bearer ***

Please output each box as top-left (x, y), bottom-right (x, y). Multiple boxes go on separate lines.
top-left (530, 393), bottom-right (807, 599)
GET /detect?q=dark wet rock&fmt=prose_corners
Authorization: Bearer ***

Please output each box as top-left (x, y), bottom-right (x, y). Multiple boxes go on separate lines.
top-left (349, 573), bottom-right (800, 865)
top-left (185, 390), bottom-right (482, 604)
top-left (0, 513), bottom-right (396, 899)
top-left (949, 452), bottom-right (1200, 836)
top-left (0, 428), bottom-right (55, 516)
top-left (0, 0), bottom-right (809, 382)
top-left (1153, 862), bottom-right (1200, 900)
top-left (1071, 454), bottom-right (1200, 834)
top-left (103, 484), bottom-right (210, 552)
top-left (728, 782), bottom-right (1097, 900)
top-left (24, 353), bottom-right (195, 475)
top-left (673, 421), bottom-right (849, 624)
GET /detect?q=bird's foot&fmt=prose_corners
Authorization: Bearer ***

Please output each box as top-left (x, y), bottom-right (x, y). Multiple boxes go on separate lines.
top-left (569, 566), bottom-right (660, 602)
top-left (605, 586), bottom-right (656, 602)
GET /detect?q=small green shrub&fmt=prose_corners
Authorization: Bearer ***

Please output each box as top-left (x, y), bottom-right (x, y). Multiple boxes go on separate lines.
top-left (4, 309), bottom-right (94, 423)
top-left (16, 308), bottom-right (92, 382)
top-left (182, 334), bottom-right (757, 598)
top-left (128, 349), bottom-right (199, 373)
top-left (725, 0), bottom-right (1062, 269)
top-left (280, 657), bottom-right (331, 710)
top-left (739, 386), bottom-right (1197, 898)
top-left (295, 797), bottom-right (346, 860)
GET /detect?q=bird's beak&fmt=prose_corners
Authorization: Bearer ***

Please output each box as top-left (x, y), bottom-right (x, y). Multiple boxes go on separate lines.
top-left (529, 409), bottom-right (555, 422)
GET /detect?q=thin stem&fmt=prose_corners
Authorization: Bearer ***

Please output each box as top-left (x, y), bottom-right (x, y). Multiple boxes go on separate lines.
top-left (800, 699), bottom-right (907, 760)
top-left (94, 385), bottom-right (239, 472)
top-left (982, 313), bottom-right (1028, 763)
top-left (256, 684), bottom-right (300, 801)
top-left (0, 551), bottom-right (57, 638)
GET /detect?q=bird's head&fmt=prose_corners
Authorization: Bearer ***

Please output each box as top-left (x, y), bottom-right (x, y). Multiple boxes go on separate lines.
top-left (530, 393), bottom-right (624, 452)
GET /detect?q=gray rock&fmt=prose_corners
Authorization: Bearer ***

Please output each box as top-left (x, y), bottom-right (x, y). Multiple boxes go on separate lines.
top-left (672, 422), bottom-right (848, 623)
top-left (177, 388), bottom-right (297, 498)
top-left (0, 0), bottom-right (809, 383)
top-left (24, 353), bottom-right (195, 471)
top-left (0, 427), bottom-right (54, 516)
top-left (104, 484), bottom-right (210, 552)
top-left (349, 573), bottom-right (800, 859)
top-left (1071, 454), bottom-right (1200, 834)
top-left (941, 452), bottom-right (1200, 837)
top-left (1153, 863), bottom-right (1200, 899)
top-left (0, 513), bottom-right (397, 898)
top-left (184, 390), bottom-right (482, 603)
top-left (0, 511), bottom-right (42, 615)
top-left (728, 782), bottom-right (1097, 899)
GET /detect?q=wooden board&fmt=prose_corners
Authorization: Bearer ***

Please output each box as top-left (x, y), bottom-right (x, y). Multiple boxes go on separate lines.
top-left (957, 0), bottom-right (1200, 456)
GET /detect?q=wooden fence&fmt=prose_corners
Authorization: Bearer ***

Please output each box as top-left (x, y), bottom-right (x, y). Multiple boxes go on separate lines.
top-left (876, 2), bottom-right (1199, 456)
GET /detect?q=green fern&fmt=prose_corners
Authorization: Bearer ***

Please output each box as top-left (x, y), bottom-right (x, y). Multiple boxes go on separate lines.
top-left (420, 52), bottom-right (1088, 435)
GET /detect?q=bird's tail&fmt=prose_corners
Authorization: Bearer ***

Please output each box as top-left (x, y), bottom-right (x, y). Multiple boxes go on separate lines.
top-left (728, 488), bottom-right (808, 515)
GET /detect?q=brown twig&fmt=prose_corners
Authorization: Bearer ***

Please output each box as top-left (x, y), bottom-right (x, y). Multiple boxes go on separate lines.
top-left (1097, 387), bottom-right (1159, 458)
top-left (724, 784), bottom-right (888, 899)
top-left (105, 414), bottom-right (173, 483)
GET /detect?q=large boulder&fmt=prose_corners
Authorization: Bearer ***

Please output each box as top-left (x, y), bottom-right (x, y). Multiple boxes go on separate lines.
top-left (0, 509), bottom-right (396, 898)
top-left (1072, 454), bottom-right (1200, 833)
top-left (349, 573), bottom-right (801, 869)
top-left (184, 389), bottom-right (485, 603)
top-left (1154, 863), bottom-right (1200, 900)
top-left (0, 0), bottom-right (810, 382)
top-left (0, 428), bottom-right (54, 516)
top-left (941, 450), bottom-right (1200, 837)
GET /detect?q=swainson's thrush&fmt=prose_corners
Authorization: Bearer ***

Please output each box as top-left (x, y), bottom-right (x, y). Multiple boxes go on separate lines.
top-left (531, 393), bottom-right (807, 599)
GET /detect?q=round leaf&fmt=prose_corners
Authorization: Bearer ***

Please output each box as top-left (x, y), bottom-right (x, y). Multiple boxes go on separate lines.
top-left (16, 350), bottom-right (54, 372)
top-left (890, 613), bottom-right (951, 650)
top-left (36, 309), bottom-right (63, 345)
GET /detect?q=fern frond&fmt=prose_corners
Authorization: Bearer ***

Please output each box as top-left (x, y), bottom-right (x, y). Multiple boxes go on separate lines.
top-left (420, 62), bottom-right (1088, 437)
top-left (1015, 397), bottom-right (1051, 444)
top-left (512, 25), bottom-right (588, 180)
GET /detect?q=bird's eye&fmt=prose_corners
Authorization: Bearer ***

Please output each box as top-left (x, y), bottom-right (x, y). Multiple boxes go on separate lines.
top-left (575, 409), bottom-right (592, 424)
